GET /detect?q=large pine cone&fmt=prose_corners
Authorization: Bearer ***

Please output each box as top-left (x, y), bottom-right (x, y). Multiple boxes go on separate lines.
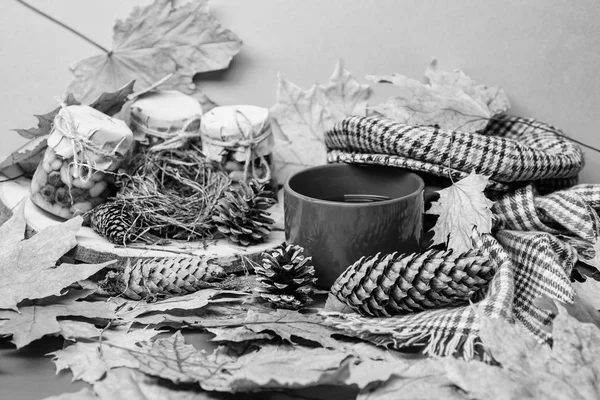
top-left (255, 243), bottom-right (318, 309)
top-left (332, 249), bottom-right (494, 317)
top-left (100, 257), bottom-right (227, 300)
top-left (212, 180), bottom-right (276, 246)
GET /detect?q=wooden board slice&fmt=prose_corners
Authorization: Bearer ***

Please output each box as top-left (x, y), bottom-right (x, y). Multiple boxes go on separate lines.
top-left (0, 173), bottom-right (285, 272)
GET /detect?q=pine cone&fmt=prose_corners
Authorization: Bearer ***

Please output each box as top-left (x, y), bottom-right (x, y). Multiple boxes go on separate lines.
top-left (100, 257), bottom-right (227, 300)
top-left (332, 249), bottom-right (494, 317)
top-left (254, 243), bottom-right (318, 309)
top-left (212, 180), bottom-right (276, 246)
top-left (90, 201), bottom-right (136, 245)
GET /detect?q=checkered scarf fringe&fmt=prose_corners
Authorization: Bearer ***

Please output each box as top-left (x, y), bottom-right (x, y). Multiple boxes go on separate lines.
top-left (321, 115), bottom-right (593, 360)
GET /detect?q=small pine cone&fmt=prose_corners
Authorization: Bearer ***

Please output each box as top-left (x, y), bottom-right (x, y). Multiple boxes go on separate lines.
top-left (100, 257), bottom-right (227, 300)
top-left (254, 243), bottom-right (318, 309)
top-left (331, 249), bottom-right (494, 317)
top-left (90, 202), bottom-right (136, 245)
top-left (212, 180), bottom-right (276, 246)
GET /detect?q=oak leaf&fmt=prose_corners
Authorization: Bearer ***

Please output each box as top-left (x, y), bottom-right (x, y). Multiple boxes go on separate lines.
top-left (427, 170), bottom-right (493, 253)
top-left (66, 0), bottom-right (241, 109)
top-left (0, 203), bottom-right (113, 311)
top-left (368, 59), bottom-right (510, 133)
top-left (0, 289), bottom-right (115, 348)
top-left (271, 59), bottom-right (371, 182)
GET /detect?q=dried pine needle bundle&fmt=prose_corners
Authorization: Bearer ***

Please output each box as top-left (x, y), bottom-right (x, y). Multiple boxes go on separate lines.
top-left (113, 144), bottom-right (231, 241)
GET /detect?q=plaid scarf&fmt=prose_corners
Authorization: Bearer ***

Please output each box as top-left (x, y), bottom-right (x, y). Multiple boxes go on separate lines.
top-left (321, 115), bottom-right (593, 359)
top-left (325, 115), bottom-right (583, 193)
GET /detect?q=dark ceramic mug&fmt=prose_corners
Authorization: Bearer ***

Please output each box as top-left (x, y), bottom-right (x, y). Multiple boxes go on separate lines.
top-left (284, 164), bottom-right (424, 289)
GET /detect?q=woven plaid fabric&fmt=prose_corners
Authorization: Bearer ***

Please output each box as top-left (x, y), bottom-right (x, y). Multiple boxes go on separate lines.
top-left (325, 115), bottom-right (584, 192)
top-left (322, 184), bottom-right (600, 358)
top-left (321, 114), bottom-right (596, 358)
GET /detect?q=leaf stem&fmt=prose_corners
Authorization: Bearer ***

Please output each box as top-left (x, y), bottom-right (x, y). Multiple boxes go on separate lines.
top-left (15, 0), bottom-right (110, 54)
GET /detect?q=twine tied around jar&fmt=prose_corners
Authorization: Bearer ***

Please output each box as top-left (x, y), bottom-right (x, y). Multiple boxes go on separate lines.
top-left (52, 102), bottom-right (124, 184)
top-left (131, 115), bottom-right (203, 152)
top-left (201, 110), bottom-right (272, 184)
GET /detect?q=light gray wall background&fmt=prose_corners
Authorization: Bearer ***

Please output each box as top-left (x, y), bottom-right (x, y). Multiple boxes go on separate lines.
top-left (1, 0), bottom-right (599, 182)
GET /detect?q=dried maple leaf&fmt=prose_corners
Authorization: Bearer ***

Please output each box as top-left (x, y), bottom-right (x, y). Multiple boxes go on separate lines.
top-left (92, 368), bottom-right (219, 400)
top-left (199, 308), bottom-right (342, 349)
top-left (0, 203), bottom-right (113, 311)
top-left (425, 59), bottom-right (510, 117)
top-left (66, 0), bottom-right (241, 110)
top-left (535, 293), bottom-right (600, 332)
top-left (127, 303), bottom-right (248, 329)
top-left (127, 332), bottom-right (354, 391)
top-left (42, 388), bottom-right (97, 400)
top-left (443, 304), bottom-right (600, 399)
top-left (1, 93), bottom-right (79, 175)
top-left (427, 170), bottom-right (494, 253)
top-left (87, 80), bottom-right (135, 116)
top-left (0, 289), bottom-right (115, 348)
top-left (54, 328), bottom-right (354, 390)
top-left (117, 289), bottom-right (249, 321)
top-left (12, 82), bottom-right (131, 140)
top-left (0, 136), bottom-right (49, 176)
top-left (368, 59), bottom-right (510, 133)
top-left (572, 279), bottom-right (600, 311)
top-left (12, 94), bottom-right (80, 140)
top-left (57, 320), bottom-right (108, 341)
top-left (271, 59), bottom-right (371, 182)
top-left (51, 327), bottom-right (163, 383)
top-left (346, 343), bottom-right (449, 394)
top-left (357, 365), bottom-right (468, 400)
top-left (206, 326), bottom-right (274, 343)
top-left (320, 59), bottom-right (372, 121)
